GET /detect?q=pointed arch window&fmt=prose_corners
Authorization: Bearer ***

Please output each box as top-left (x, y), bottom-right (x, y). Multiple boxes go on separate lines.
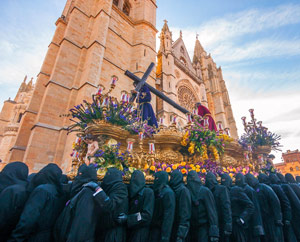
top-left (180, 57), bottom-right (187, 66)
top-left (180, 46), bottom-right (185, 54)
top-left (113, 0), bottom-right (119, 6)
top-left (123, 0), bottom-right (131, 16)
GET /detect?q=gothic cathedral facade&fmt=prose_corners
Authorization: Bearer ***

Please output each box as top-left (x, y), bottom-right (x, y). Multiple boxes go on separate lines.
top-left (0, 0), bottom-right (237, 172)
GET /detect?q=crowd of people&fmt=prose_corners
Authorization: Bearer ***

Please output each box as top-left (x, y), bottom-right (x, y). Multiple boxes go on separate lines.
top-left (1, 161), bottom-right (300, 242)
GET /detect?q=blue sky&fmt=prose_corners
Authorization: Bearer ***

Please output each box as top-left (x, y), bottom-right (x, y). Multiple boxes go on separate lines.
top-left (0, 0), bottom-right (299, 163)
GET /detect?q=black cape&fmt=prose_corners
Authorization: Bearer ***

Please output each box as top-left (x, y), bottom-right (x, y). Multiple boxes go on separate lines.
top-left (149, 171), bottom-right (175, 242)
top-left (275, 173), bottom-right (300, 241)
top-left (245, 173), bottom-right (284, 242)
top-left (169, 170), bottom-right (191, 242)
top-left (259, 173), bottom-right (297, 242)
top-left (94, 168), bottom-right (128, 242)
top-left (8, 163), bottom-right (64, 242)
top-left (54, 164), bottom-right (98, 242)
top-left (285, 173), bottom-right (300, 200)
top-left (127, 170), bottom-right (154, 242)
top-left (235, 173), bottom-right (264, 242)
top-left (187, 170), bottom-right (219, 242)
top-left (221, 173), bottom-right (254, 242)
top-left (205, 172), bottom-right (232, 242)
top-left (0, 162), bottom-right (28, 193)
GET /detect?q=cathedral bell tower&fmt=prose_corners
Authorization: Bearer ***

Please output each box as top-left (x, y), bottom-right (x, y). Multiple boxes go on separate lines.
top-left (6, 0), bottom-right (157, 172)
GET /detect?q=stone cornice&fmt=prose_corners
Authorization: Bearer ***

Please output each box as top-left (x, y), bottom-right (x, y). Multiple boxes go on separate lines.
top-left (10, 146), bottom-right (26, 151)
top-left (45, 79), bottom-right (97, 91)
top-left (31, 122), bottom-right (68, 132)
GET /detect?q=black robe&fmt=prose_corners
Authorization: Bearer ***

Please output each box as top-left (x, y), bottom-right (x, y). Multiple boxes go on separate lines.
top-left (53, 164), bottom-right (99, 242)
top-left (245, 173), bottom-right (284, 242)
top-left (205, 172), bottom-right (232, 242)
top-left (0, 161), bottom-right (28, 193)
top-left (94, 168), bottom-right (128, 242)
top-left (262, 174), bottom-right (297, 242)
top-left (127, 170), bottom-right (154, 242)
top-left (285, 173), bottom-right (300, 200)
top-left (276, 173), bottom-right (300, 241)
top-left (149, 171), bottom-right (175, 242)
top-left (235, 173), bottom-right (264, 242)
top-left (187, 170), bottom-right (219, 242)
top-left (0, 162), bottom-right (29, 241)
top-left (8, 163), bottom-right (64, 242)
top-left (0, 184), bottom-right (29, 241)
top-left (169, 170), bottom-right (191, 242)
top-left (221, 174), bottom-right (254, 242)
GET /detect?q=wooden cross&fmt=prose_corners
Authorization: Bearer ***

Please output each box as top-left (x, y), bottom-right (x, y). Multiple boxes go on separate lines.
top-left (125, 63), bottom-right (189, 114)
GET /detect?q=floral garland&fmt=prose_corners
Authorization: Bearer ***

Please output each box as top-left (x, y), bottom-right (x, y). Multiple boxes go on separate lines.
top-left (67, 96), bottom-right (155, 138)
top-left (144, 159), bottom-right (223, 178)
top-left (181, 116), bottom-right (233, 161)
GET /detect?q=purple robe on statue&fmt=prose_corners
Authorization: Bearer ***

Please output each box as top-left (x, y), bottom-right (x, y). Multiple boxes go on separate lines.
top-left (137, 85), bottom-right (158, 128)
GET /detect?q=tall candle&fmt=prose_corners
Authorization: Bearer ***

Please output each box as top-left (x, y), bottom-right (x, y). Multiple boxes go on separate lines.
top-left (159, 117), bottom-right (164, 125)
top-left (111, 76), bottom-right (118, 85)
top-left (218, 122), bottom-right (223, 130)
top-left (127, 141), bottom-right (133, 152)
top-left (172, 115), bottom-right (177, 124)
top-left (97, 86), bottom-right (103, 95)
top-left (187, 114), bottom-right (192, 123)
top-left (139, 132), bottom-right (144, 140)
top-left (149, 143), bottom-right (155, 154)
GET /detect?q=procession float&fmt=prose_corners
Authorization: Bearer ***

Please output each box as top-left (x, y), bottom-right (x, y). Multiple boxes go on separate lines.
top-left (67, 63), bottom-right (281, 182)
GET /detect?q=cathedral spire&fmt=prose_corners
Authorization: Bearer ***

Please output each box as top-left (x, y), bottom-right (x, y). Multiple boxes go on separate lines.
top-left (159, 20), bottom-right (172, 54)
top-left (162, 19), bottom-right (170, 33)
top-left (193, 34), bottom-right (205, 64)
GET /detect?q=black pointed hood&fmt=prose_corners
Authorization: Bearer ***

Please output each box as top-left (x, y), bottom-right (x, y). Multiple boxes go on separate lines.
top-left (129, 170), bottom-right (145, 198)
top-left (269, 173), bottom-right (280, 184)
top-left (28, 163), bottom-right (62, 193)
top-left (169, 169), bottom-right (184, 194)
top-left (277, 173), bottom-right (286, 184)
top-left (70, 164), bottom-right (97, 197)
top-left (221, 173), bottom-right (232, 189)
top-left (0, 161), bottom-right (28, 193)
top-left (235, 173), bottom-right (246, 187)
top-left (101, 168), bottom-right (123, 194)
top-left (205, 172), bottom-right (218, 190)
top-left (258, 173), bottom-right (270, 185)
top-left (187, 170), bottom-right (202, 202)
top-left (285, 173), bottom-right (296, 184)
top-left (153, 171), bottom-right (168, 193)
top-left (245, 173), bottom-right (259, 188)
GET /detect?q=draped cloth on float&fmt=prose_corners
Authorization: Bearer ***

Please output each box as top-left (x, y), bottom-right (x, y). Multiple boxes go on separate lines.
top-left (137, 85), bottom-right (158, 128)
top-left (197, 105), bottom-right (217, 132)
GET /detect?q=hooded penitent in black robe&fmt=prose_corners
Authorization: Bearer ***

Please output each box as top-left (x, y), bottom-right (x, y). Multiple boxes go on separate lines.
top-left (205, 172), bottom-right (232, 242)
top-left (221, 173), bottom-right (254, 242)
top-left (263, 174), bottom-right (297, 242)
top-left (8, 163), bottom-right (64, 242)
top-left (149, 171), bottom-right (176, 242)
top-left (276, 173), bottom-right (300, 241)
top-left (0, 161), bottom-right (28, 193)
top-left (94, 168), bottom-right (128, 242)
top-left (235, 173), bottom-right (264, 242)
top-left (54, 164), bottom-right (99, 242)
top-left (186, 170), bottom-right (219, 242)
top-left (0, 162), bottom-right (29, 241)
top-left (285, 173), bottom-right (300, 200)
top-left (245, 173), bottom-right (284, 242)
top-left (127, 170), bottom-right (154, 242)
top-left (169, 170), bottom-right (191, 242)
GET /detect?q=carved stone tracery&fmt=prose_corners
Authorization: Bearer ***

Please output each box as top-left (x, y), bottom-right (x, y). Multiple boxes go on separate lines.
top-left (177, 85), bottom-right (198, 112)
